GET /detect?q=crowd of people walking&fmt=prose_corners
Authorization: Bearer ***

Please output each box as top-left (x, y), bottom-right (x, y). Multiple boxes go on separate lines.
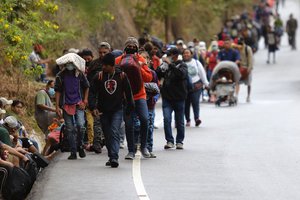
top-left (0, 0), bottom-right (297, 198)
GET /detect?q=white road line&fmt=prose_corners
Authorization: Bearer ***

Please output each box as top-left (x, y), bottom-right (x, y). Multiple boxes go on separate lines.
top-left (132, 151), bottom-right (150, 200)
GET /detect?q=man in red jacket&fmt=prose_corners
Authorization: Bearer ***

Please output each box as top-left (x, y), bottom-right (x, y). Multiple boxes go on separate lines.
top-left (115, 37), bottom-right (152, 159)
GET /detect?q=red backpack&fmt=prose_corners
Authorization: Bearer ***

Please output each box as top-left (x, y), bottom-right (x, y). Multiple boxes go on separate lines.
top-left (119, 54), bottom-right (143, 95)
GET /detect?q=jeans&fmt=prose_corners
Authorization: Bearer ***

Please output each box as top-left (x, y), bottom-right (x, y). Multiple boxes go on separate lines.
top-left (63, 108), bottom-right (86, 154)
top-left (101, 109), bottom-right (123, 160)
top-left (125, 99), bottom-right (149, 152)
top-left (119, 121), bottom-right (125, 144)
top-left (162, 99), bottom-right (185, 144)
top-left (147, 110), bottom-right (155, 152)
top-left (185, 89), bottom-right (202, 122)
top-left (133, 113), bottom-right (141, 145)
top-left (134, 109), bottom-right (155, 152)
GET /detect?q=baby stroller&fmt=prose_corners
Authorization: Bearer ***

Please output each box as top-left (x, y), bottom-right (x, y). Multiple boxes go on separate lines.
top-left (209, 61), bottom-right (241, 107)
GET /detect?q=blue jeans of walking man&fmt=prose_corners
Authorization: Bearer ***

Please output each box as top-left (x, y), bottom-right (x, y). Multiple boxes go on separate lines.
top-left (63, 109), bottom-right (85, 154)
top-left (162, 99), bottom-right (185, 145)
top-left (101, 109), bottom-right (123, 160)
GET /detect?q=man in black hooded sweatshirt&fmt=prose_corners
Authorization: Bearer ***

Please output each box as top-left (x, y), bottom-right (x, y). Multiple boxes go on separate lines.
top-left (89, 53), bottom-right (134, 168)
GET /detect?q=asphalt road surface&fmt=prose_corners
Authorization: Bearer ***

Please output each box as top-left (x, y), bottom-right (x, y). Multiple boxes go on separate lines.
top-left (29, 1), bottom-right (300, 199)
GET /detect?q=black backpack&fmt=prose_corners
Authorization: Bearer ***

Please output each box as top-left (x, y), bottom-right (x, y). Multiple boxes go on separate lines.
top-left (2, 166), bottom-right (33, 200)
top-left (59, 124), bottom-right (70, 152)
top-left (24, 155), bottom-right (40, 183)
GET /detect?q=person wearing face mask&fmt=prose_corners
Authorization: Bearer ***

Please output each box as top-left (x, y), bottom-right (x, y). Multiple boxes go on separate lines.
top-left (115, 37), bottom-right (153, 159)
top-left (35, 80), bottom-right (57, 139)
top-left (55, 53), bottom-right (89, 160)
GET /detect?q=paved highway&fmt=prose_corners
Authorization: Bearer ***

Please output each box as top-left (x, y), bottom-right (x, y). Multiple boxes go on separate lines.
top-left (29, 1), bottom-right (300, 199)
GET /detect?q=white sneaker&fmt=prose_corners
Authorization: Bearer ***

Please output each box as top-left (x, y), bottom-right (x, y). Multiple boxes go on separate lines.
top-left (164, 142), bottom-right (174, 149)
top-left (176, 143), bottom-right (184, 150)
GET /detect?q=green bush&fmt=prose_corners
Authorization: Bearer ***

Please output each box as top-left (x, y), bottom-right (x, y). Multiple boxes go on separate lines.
top-left (0, 0), bottom-right (69, 69)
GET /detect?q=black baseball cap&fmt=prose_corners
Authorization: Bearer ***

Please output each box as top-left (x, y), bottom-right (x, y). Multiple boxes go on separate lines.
top-left (166, 47), bottom-right (179, 56)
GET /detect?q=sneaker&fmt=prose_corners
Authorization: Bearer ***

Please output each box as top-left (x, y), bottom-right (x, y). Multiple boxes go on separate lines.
top-left (195, 119), bottom-right (202, 127)
top-left (120, 143), bottom-right (125, 149)
top-left (105, 160), bottom-right (111, 166)
top-left (110, 159), bottom-right (119, 168)
top-left (164, 142), bottom-right (174, 149)
top-left (186, 121), bottom-right (191, 127)
top-left (78, 146), bottom-right (86, 158)
top-left (141, 148), bottom-right (151, 158)
top-left (149, 152), bottom-right (157, 158)
top-left (68, 153), bottom-right (77, 160)
top-left (125, 152), bottom-right (135, 160)
top-left (176, 143), bottom-right (184, 150)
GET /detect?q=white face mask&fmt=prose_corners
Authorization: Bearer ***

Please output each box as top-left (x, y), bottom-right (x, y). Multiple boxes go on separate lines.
top-left (66, 63), bottom-right (75, 71)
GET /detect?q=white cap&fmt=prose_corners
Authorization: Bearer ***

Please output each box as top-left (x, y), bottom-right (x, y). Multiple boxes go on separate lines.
top-left (0, 97), bottom-right (13, 106)
top-left (176, 40), bottom-right (184, 45)
top-left (4, 116), bottom-right (20, 129)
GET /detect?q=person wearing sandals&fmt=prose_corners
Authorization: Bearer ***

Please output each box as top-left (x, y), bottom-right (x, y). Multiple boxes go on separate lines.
top-left (183, 49), bottom-right (209, 127)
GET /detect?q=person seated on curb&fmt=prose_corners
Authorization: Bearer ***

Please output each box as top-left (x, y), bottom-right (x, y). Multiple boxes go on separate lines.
top-left (43, 118), bottom-right (64, 157)
top-left (1, 116), bottom-right (38, 154)
top-left (0, 141), bottom-right (29, 167)
top-left (0, 117), bottom-right (32, 167)
top-left (6, 100), bottom-right (40, 152)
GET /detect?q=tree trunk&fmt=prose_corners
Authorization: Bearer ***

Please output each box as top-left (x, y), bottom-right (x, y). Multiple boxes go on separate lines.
top-left (171, 16), bottom-right (184, 40)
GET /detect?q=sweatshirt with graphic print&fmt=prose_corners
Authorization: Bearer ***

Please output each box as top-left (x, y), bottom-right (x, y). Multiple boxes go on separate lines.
top-left (89, 68), bottom-right (134, 113)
